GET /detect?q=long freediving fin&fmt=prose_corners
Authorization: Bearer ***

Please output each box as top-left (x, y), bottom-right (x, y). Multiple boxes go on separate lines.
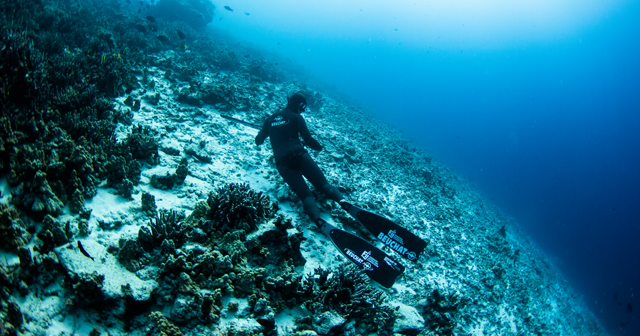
top-left (317, 219), bottom-right (405, 288)
top-left (340, 202), bottom-right (428, 262)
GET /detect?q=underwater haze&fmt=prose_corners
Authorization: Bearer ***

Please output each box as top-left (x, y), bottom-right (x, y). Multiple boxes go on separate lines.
top-left (213, 0), bottom-right (640, 334)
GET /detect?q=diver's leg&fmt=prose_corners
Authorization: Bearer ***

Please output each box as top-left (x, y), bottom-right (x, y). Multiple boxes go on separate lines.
top-left (277, 163), bottom-right (320, 221)
top-left (299, 154), bottom-right (344, 202)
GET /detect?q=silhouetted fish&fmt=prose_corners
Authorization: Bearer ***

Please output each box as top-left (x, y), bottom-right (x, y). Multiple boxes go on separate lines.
top-left (77, 241), bottom-right (94, 261)
top-left (156, 35), bottom-right (169, 42)
top-left (176, 29), bottom-right (185, 39)
top-left (626, 303), bottom-right (633, 313)
top-left (614, 292), bottom-right (618, 300)
top-left (224, 5), bottom-right (233, 12)
top-left (245, 12), bottom-right (250, 16)
top-left (145, 15), bottom-right (156, 22)
top-left (135, 24), bottom-right (146, 32)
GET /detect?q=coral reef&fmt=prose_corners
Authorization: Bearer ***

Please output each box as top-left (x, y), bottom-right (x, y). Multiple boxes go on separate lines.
top-left (138, 209), bottom-right (188, 251)
top-left (0, 0), bottom-right (610, 335)
top-left (17, 171), bottom-right (64, 218)
top-left (117, 238), bottom-right (144, 273)
top-left (35, 215), bottom-right (70, 253)
top-left (64, 271), bottom-right (108, 309)
top-left (298, 266), bottom-right (396, 334)
top-left (150, 311), bottom-right (184, 336)
top-left (205, 183), bottom-right (278, 234)
top-left (0, 204), bottom-right (31, 251)
top-left (150, 157), bottom-right (188, 189)
top-left (421, 289), bottom-right (466, 336)
top-left (141, 191), bottom-right (157, 216)
top-left (247, 226), bottom-right (306, 268)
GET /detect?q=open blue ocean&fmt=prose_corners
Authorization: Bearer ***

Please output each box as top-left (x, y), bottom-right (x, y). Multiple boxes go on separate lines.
top-left (215, 1), bottom-right (640, 334)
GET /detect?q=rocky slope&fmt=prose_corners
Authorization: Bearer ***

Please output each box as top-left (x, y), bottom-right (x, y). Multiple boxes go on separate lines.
top-left (0, 0), bottom-right (608, 335)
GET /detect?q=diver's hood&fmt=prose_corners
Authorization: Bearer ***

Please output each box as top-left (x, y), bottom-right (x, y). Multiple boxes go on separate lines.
top-left (287, 92), bottom-right (307, 113)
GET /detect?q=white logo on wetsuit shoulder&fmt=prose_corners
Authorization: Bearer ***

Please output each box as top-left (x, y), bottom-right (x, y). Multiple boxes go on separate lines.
top-left (271, 115), bottom-right (289, 127)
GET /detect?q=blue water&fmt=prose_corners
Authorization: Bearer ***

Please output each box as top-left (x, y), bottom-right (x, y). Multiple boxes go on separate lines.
top-left (213, 1), bottom-right (640, 334)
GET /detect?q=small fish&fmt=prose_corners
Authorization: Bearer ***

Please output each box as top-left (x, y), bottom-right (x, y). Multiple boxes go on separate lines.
top-left (176, 29), bottom-right (185, 39)
top-left (156, 35), bottom-right (169, 42)
top-left (77, 241), bottom-right (94, 261)
top-left (626, 303), bottom-right (633, 313)
top-left (245, 12), bottom-right (250, 16)
top-left (145, 15), bottom-right (156, 22)
top-left (244, 54), bottom-right (250, 58)
top-left (224, 5), bottom-right (233, 12)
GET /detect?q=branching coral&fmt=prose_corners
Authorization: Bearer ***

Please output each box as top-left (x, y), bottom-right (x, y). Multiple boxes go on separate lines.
top-left (138, 209), bottom-right (188, 251)
top-left (299, 265), bottom-right (396, 334)
top-left (205, 183), bottom-right (277, 234)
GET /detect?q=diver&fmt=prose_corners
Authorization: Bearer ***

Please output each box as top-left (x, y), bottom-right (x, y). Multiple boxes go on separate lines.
top-left (255, 92), bottom-right (344, 226)
top-left (255, 92), bottom-right (427, 287)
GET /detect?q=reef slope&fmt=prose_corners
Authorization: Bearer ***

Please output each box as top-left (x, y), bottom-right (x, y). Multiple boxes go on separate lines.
top-left (0, 0), bottom-right (608, 335)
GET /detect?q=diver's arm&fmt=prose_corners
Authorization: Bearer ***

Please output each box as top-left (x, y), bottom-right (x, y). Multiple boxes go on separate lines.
top-left (297, 115), bottom-right (322, 151)
top-left (255, 118), bottom-right (269, 145)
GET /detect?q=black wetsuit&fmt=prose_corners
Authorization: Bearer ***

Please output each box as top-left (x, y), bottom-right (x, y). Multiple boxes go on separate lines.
top-left (255, 107), bottom-right (342, 221)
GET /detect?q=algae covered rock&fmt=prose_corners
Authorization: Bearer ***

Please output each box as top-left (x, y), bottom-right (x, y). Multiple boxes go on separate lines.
top-left (141, 191), bottom-right (157, 215)
top-left (36, 214), bottom-right (69, 253)
top-left (20, 171), bottom-right (64, 216)
top-left (150, 311), bottom-right (183, 336)
top-left (0, 204), bottom-right (31, 251)
top-left (117, 238), bottom-right (144, 272)
top-left (248, 228), bottom-right (306, 267)
top-left (68, 271), bottom-right (108, 308)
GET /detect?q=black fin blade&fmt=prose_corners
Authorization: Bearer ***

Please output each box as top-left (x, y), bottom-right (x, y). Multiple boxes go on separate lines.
top-left (327, 227), bottom-right (405, 288)
top-left (348, 206), bottom-right (428, 262)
